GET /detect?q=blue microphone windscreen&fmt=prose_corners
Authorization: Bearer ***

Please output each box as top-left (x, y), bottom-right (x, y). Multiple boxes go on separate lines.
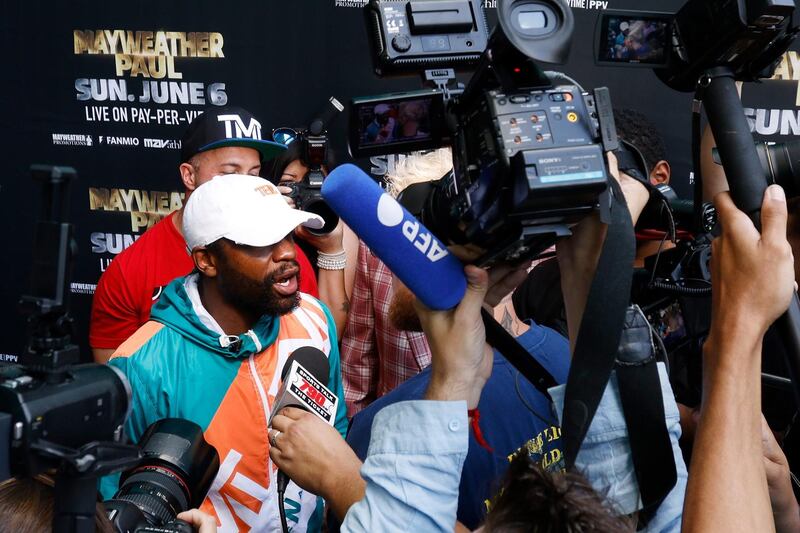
top-left (322, 164), bottom-right (466, 310)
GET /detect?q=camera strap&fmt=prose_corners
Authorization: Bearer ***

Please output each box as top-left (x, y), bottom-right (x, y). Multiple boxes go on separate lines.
top-left (561, 177), bottom-right (677, 527)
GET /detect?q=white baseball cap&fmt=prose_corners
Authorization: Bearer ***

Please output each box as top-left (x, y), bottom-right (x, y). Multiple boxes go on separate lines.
top-left (183, 174), bottom-right (324, 250)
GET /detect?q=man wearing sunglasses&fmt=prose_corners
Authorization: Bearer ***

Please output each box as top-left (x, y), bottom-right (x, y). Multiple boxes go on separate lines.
top-left (90, 106), bottom-right (320, 363)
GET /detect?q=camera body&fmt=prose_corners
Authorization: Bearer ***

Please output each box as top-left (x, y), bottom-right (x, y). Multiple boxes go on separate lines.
top-left (0, 364), bottom-right (131, 480)
top-left (351, 0), bottom-right (615, 265)
top-left (276, 97), bottom-right (344, 235)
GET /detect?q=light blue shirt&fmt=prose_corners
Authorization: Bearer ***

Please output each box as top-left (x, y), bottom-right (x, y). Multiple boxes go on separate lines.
top-left (342, 400), bottom-right (469, 532)
top-left (549, 362), bottom-right (687, 533)
top-left (343, 364), bottom-right (686, 532)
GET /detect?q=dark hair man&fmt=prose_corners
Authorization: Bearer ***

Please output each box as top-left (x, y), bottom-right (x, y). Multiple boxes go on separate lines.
top-left (90, 106), bottom-right (319, 363)
top-left (98, 174), bottom-right (348, 532)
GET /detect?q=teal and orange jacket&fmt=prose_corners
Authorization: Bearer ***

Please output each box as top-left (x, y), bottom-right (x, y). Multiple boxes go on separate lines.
top-left (101, 275), bottom-right (348, 532)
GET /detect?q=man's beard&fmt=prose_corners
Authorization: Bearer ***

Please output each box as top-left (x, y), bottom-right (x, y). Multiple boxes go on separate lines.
top-left (388, 285), bottom-right (423, 332)
top-left (217, 261), bottom-right (301, 319)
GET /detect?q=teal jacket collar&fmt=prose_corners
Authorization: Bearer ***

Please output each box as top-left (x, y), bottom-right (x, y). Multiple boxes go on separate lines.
top-left (150, 275), bottom-right (280, 358)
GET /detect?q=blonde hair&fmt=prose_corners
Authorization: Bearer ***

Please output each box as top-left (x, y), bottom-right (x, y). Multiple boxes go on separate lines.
top-left (385, 147), bottom-right (454, 198)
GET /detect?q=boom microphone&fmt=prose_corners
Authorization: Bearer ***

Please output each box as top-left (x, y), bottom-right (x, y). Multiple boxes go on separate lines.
top-left (321, 163), bottom-right (467, 310)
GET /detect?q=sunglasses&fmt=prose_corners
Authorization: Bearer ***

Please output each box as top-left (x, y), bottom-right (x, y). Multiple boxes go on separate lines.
top-left (271, 127), bottom-right (299, 146)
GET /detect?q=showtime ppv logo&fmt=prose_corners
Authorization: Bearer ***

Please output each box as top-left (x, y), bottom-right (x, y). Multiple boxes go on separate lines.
top-left (376, 193), bottom-right (448, 262)
top-left (144, 138), bottom-right (181, 149)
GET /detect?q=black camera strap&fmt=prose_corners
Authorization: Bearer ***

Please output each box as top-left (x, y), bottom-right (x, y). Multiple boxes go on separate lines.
top-left (560, 177), bottom-right (677, 527)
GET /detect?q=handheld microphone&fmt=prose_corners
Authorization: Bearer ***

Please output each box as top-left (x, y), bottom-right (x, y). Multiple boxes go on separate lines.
top-left (270, 346), bottom-right (336, 426)
top-left (271, 347), bottom-right (337, 496)
top-left (321, 163), bottom-right (467, 310)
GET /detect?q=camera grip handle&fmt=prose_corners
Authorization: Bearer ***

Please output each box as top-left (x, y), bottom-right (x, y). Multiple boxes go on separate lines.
top-left (702, 67), bottom-right (767, 221)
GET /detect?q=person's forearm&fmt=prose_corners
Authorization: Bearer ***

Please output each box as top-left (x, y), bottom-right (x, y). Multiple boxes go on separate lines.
top-left (683, 327), bottom-right (772, 532)
top-left (772, 478), bottom-right (800, 533)
top-left (317, 268), bottom-right (350, 335)
top-left (324, 465), bottom-right (367, 522)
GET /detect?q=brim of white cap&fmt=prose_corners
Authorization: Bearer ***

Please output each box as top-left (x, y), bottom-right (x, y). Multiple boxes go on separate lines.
top-left (224, 207), bottom-right (325, 248)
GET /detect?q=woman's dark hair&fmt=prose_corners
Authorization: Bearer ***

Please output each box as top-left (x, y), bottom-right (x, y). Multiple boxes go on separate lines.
top-left (483, 454), bottom-right (634, 533)
top-left (262, 137), bottom-right (338, 184)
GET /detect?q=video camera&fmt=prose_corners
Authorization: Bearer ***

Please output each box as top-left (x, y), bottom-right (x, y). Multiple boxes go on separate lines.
top-left (273, 96), bottom-right (345, 235)
top-left (349, 0), bottom-right (618, 267)
top-left (604, 0), bottom-right (798, 408)
top-left (0, 166), bottom-right (219, 533)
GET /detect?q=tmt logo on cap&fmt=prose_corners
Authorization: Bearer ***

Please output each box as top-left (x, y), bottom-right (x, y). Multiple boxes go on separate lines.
top-left (217, 114), bottom-right (262, 140)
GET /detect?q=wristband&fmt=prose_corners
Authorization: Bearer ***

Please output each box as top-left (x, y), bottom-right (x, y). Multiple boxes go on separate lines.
top-left (317, 250), bottom-right (347, 270)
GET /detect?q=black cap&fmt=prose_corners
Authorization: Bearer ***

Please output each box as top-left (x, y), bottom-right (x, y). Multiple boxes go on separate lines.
top-left (180, 106), bottom-right (286, 163)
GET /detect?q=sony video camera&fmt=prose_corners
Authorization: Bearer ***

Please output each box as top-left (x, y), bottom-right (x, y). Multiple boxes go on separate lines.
top-left (104, 419), bottom-right (219, 533)
top-left (274, 97), bottom-right (345, 235)
top-left (349, 0), bottom-right (618, 266)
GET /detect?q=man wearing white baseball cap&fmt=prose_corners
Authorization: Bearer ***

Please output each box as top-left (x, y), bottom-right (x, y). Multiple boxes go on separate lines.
top-left (101, 174), bottom-right (348, 532)
top-left (90, 106), bottom-right (322, 364)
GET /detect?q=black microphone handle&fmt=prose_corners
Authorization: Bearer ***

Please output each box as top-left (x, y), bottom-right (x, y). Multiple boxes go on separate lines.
top-left (277, 470), bottom-right (290, 494)
top-left (703, 67), bottom-right (800, 408)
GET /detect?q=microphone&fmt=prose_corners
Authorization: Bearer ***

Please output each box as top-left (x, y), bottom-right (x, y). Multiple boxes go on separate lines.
top-left (321, 163), bottom-right (467, 310)
top-left (270, 347), bottom-right (338, 495)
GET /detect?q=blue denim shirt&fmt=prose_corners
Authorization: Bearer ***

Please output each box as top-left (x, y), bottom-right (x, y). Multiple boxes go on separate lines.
top-left (342, 363), bottom-right (686, 532)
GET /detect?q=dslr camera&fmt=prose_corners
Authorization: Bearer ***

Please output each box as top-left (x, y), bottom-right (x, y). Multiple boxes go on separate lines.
top-left (104, 419), bottom-right (219, 533)
top-left (349, 0), bottom-right (618, 266)
top-left (274, 97), bottom-right (345, 235)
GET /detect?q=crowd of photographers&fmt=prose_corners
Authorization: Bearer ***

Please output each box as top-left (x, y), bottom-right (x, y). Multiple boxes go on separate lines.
top-left (3, 94), bottom-right (799, 532)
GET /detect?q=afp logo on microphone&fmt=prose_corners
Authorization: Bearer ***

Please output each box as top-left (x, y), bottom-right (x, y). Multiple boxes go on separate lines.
top-left (376, 193), bottom-right (449, 262)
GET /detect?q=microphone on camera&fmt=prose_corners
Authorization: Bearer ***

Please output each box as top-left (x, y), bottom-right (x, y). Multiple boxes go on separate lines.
top-left (270, 347), bottom-right (337, 495)
top-left (321, 163), bottom-right (467, 310)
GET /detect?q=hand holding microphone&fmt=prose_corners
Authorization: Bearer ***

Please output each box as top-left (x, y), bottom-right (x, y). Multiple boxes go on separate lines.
top-left (268, 407), bottom-right (364, 520)
top-left (268, 346), bottom-right (364, 522)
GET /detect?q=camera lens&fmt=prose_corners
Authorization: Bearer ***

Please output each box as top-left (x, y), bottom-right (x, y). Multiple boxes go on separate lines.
top-left (109, 419), bottom-right (219, 526)
top-left (756, 140), bottom-right (800, 198)
top-left (305, 198), bottom-right (340, 235)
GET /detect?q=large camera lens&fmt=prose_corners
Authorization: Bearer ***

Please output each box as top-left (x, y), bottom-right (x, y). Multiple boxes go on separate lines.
top-left (304, 197), bottom-right (340, 235)
top-left (108, 419), bottom-right (219, 526)
top-left (756, 141), bottom-right (800, 198)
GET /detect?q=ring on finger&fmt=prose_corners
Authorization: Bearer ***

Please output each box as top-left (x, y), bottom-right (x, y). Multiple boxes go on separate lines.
top-left (270, 429), bottom-right (282, 447)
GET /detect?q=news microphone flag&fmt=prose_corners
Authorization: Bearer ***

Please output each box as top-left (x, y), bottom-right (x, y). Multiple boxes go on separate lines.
top-left (321, 164), bottom-right (467, 310)
top-left (269, 346), bottom-right (337, 426)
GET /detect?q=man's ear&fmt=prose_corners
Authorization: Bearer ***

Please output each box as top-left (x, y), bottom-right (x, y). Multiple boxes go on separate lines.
top-left (179, 162), bottom-right (198, 192)
top-left (649, 160), bottom-right (671, 186)
top-left (193, 247), bottom-right (218, 277)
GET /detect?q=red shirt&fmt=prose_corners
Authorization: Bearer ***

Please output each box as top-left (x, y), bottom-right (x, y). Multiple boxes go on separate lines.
top-left (90, 212), bottom-right (318, 349)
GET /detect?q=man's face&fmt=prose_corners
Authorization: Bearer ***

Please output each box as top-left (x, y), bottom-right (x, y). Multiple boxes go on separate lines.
top-left (211, 236), bottom-right (301, 318)
top-left (192, 146), bottom-right (262, 188)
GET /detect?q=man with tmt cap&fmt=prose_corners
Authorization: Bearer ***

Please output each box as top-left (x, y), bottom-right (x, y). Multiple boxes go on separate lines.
top-left (90, 106), bottom-right (320, 362)
top-left (101, 174), bottom-right (348, 532)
